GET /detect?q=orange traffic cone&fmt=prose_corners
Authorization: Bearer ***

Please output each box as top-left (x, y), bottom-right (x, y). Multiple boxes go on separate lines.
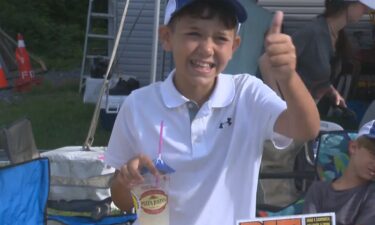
top-left (15, 33), bottom-right (34, 92)
top-left (0, 61), bottom-right (9, 89)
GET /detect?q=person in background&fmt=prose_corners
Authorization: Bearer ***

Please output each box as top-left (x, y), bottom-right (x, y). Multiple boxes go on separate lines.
top-left (303, 120), bottom-right (375, 225)
top-left (105, 0), bottom-right (320, 224)
top-left (291, 0), bottom-right (375, 115)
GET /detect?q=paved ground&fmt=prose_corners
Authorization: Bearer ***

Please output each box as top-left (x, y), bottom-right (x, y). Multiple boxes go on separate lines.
top-left (42, 68), bottom-right (81, 86)
top-left (0, 68), bottom-right (80, 100)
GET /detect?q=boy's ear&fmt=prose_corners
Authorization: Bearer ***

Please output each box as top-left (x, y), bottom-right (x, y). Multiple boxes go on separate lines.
top-left (232, 36), bottom-right (241, 53)
top-left (348, 140), bottom-right (358, 155)
top-left (159, 25), bottom-right (173, 52)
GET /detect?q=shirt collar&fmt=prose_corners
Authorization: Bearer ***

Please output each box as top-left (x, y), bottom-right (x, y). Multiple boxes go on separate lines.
top-left (160, 69), bottom-right (189, 108)
top-left (160, 69), bottom-right (235, 108)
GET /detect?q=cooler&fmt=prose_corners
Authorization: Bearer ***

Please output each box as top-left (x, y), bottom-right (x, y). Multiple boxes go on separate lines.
top-left (100, 95), bottom-right (127, 131)
top-left (41, 146), bottom-right (113, 202)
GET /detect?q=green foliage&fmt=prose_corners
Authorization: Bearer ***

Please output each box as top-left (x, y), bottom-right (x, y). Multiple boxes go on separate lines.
top-left (0, 0), bottom-right (88, 69)
top-left (0, 81), bottom-right (111, 149)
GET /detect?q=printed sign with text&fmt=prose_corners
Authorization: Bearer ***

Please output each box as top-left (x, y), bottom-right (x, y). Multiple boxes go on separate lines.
top-left (237, 212), bottom-right (335, 225)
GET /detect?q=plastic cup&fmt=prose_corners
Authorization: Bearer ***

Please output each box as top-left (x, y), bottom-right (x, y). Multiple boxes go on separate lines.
top-left (132, 173), bottom-right (170, 225)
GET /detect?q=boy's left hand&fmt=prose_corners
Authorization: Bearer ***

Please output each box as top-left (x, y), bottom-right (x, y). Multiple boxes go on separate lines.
top-left (260, 11), bottom-right (297, 83)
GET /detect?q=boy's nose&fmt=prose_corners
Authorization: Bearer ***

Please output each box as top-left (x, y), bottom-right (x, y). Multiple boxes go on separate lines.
top-left (369, 159), bottom-right (375, 168)
top-left (198, 39), bottom-right (214, 57)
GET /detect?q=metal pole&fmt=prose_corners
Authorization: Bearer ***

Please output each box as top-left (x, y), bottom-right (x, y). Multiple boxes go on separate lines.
top-left (79, 0), bottom-right (94, 93)
top-left (150, 0), bottom-right (161, 84)
top-left (83, 0), bottom-right (131, 150)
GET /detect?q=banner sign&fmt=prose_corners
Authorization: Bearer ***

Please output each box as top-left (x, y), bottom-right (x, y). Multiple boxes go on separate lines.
top-left (237, 212), bottom-right (335, 225)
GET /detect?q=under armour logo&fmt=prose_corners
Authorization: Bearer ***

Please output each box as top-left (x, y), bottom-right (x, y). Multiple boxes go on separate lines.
top-left (219, 117), bottom-right (232, 129)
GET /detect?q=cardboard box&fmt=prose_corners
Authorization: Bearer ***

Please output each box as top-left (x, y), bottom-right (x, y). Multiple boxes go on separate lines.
top-left (83, 78), bottom-right (104, 104)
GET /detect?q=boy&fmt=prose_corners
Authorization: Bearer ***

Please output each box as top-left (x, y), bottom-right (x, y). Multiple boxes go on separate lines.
top-left (303, 120), bottom-right (375, 225)
top-left (105, 0), bottom-right (320, 224)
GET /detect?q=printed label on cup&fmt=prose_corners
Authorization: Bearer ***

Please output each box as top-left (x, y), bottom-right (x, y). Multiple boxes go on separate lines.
top-left (140, 189), bottom-right (168, 214)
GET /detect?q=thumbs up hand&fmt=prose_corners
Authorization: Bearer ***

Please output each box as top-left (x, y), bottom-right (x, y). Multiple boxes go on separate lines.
top-left (260, 11), bottom-right (297, 84)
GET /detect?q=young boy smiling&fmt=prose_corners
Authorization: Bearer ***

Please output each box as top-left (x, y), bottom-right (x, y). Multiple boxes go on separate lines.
top-left (105, 0), bottom-right (320, 224)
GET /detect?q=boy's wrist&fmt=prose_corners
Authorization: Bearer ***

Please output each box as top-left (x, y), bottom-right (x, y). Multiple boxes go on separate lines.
top-left (275, 71), bottom-right (298, 87)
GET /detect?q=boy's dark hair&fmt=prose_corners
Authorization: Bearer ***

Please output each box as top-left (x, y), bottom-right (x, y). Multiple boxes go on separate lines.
top-left (357, 136), bottom-right (375, 153)
top-left (168, 0), bottom-right (238, 30)
top-left (324, 0), bottom-right (352, 15)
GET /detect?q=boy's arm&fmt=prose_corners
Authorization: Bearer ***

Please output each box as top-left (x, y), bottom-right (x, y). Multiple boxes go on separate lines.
top-left (273, 72), bottom-right (319, 141)
top-left (111, 170), bottom-right (135, 212)
top-left (260, 11), bottom-right (319, 141)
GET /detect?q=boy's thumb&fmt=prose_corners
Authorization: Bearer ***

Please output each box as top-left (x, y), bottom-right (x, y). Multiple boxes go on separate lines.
top-left (269, 11), bottom-right (284, 35)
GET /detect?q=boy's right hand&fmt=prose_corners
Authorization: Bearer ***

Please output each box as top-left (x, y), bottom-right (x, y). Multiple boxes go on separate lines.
top-left (116, 154), bottom-right (160, 189)
top-left (260, 11), bottom-right (297, 84)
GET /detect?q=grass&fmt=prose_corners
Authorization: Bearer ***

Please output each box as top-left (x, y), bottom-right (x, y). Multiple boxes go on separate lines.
top-left (0, 79), bottom-right (112, 150)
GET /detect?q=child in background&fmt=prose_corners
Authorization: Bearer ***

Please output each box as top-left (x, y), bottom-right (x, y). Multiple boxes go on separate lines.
top-left (303, 120), bottom-right (375, 225)
top-left (105, 0), bottom-right (320, 224)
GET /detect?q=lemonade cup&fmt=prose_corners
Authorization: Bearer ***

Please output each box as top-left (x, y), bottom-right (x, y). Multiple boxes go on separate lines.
top-left (132, 173), bottom-right (170, 225)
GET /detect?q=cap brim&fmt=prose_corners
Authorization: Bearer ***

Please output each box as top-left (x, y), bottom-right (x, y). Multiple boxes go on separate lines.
top-left (164, 0), bottom-right (248, 25)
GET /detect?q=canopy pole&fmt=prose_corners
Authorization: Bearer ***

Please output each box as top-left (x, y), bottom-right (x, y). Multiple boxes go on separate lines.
top-left (149, 0), bottom-right (161, 84)
top-left (82, 0), bottom-right (131, 151)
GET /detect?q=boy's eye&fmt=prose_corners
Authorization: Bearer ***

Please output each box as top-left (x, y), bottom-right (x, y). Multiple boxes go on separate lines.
top-left (216, 36), bottom-right (229, 42)
top-left (186, 32), bottom-right (200, 36)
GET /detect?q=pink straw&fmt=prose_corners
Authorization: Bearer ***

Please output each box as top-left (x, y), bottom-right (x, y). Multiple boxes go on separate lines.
top-left (155, 120), bottom-right (164, 185)
top-left (158, 120), bottom-right (164, 156)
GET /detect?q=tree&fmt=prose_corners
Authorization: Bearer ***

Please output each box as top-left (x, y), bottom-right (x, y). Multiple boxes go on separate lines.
top-left (0, 0), bottom-right (88, 69)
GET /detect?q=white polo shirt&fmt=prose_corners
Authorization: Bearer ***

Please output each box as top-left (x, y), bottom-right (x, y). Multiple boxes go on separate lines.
top-left (105, 71), bottom-right (291, 225)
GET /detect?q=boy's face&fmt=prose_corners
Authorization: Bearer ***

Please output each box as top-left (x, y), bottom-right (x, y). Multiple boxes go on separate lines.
top-left (159, 13), bottom-right (240, 94)
top-left (349, 141), bottom-right (375, 181)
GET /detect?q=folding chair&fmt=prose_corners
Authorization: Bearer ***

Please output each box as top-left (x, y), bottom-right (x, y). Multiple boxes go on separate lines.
top-left (0, 117), bottom-right (40, 164)
top-left (315, 131), bottom-right (357, 182)
top-left (359, 100), bottom-right (375, 128)
top-left (257, 122), bottom-right (346, 217)
top-left (0, 157), bottom-right (50, 225)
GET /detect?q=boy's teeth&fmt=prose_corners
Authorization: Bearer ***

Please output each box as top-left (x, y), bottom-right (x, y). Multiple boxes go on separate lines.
top-left (193, 60), bottom-right (212, 68)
